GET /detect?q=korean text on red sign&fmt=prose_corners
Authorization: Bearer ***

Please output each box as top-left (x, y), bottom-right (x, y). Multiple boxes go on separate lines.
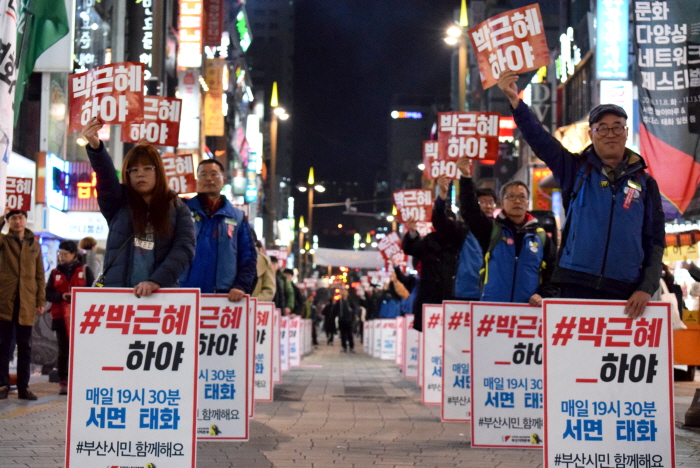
top-left (197, 295), bottom-right (250, 441)
top-left (377, 232), bottom-right (403, 261)
top-left (162, 154), bottom-right (196, 194)
top-left (470, 303), bottom-right (543, 448)
top-left (393, 189), bottom-right (433, 224)
top-left (122, 96), bottom-right (182, 147)
top-left (69, 62), bottom-right (145, 133)
top-left (5, 177), bottom-right (32, 212)
top-left (468, 4), bottom-right (550, 89)
top-left (66, 288), bottom-right (200, 468)
top-left (542, 300), bottom-right (675, 467)
top-left (437, 112), bottom-right (500, 174)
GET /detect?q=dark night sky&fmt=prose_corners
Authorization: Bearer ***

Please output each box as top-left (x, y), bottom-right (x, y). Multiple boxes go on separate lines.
top-left (292, 0), bottom-right (462, 188)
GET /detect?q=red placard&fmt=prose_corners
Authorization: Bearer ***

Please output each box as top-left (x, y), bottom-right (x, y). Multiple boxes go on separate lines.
top-left (162, 153), bottom-right (196, 194)
top-left (202, 0), bottom-right (223, 46)
top-left (468, 4), bottom-right (551, 89)
top-left (377, 232), bottom-right (402, 261)
top-left (121, 96), bottom-right (182, 147)
top-left (392, 189), bottom-right (433, 224)
top-left (422, 141), bottom-right (439, 179)
top-left (437, 112), bottom-right (501, 169)
top-left (5, 177), bottom-right (32, 211)
top-left (68, 62), bottom-right (145, 133)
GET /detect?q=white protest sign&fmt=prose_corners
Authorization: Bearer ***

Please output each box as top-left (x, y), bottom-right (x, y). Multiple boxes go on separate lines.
top-left (396, 316), bottom-right (405, 367)
top-left (543, 300), bottom-right (675, 467)
top-left (422, 304), bottom-right (443, 405)
top-left (273, 309), bottom-right (281, 384)
top-left (470, 303), bottom-right (543, 448)
top-left (442, 301), bottom-right (471, 422)
top-left (289, 316), bottom-right (302, 367)
top-left (248, 298), bottom-right (256, 419)
top-left (280, 316), bottom-right (289, 372)
top-left (198, 294), bottom-right (249, 440)
top-left (380, 319), bottom-right (397, 360)
top-left (363, 321), bottom-right (370, 354)
top-left (403, 315), bottom-right (419, 380)
top-left (66, 288), bottom-right (199, 467)
top-left (254, 302), bottom-right (275, 402)
top-left (372, 320), bottom-right (382, 358)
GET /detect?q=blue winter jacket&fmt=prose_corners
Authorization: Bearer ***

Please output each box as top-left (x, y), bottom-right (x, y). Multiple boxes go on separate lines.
top-left (511, 100), bottom-right (665, 297)
top-left (179, 196), bottom-right (257, 294)
top-left (86, 142), bottom-right (196, 288)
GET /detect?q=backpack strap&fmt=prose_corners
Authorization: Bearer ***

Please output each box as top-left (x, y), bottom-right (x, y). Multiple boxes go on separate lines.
top-left (480, 223), bottom-right (504, 287)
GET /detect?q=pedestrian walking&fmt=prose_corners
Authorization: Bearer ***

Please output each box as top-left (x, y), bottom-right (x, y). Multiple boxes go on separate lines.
top-left (332, 287), bottom-right (355, 353)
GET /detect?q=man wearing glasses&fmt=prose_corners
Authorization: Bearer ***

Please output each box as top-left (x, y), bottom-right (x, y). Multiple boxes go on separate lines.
top-left (497, 70), bottom-right (665, 318)
top-left (180, 159), bottom-right (257, 301)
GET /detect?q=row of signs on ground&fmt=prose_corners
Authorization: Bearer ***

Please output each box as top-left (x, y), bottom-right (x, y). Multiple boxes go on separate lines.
top-left (66, 289), bottom-right (314, 467)
top-left (365, 300), bottom-right (675, 466)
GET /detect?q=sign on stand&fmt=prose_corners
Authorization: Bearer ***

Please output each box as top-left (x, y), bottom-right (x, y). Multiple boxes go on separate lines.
top-left (254, 302), bottom-right (275, 402)
top-left (381, 319), bottom-right (397, 360)
top-left (198, 294), bottom-right (250, 440)
top-left (442, 301), bottom-right (471, 422)
top-left (470, 303), bottom-right (542, 448)
top-left (372, 320), bottom-right (382, 358)
top-left (403, 315), bottom-right (419, 379)
top-left (273, 309), bottom-right (281, 384)
top-left (395, 316), bottom-right (405, 367)
top-left (422, 304), bottom-right (443, 405)
top-left (363, 321), bottom-right (370, 354)
top-left (289, 316), bottom-right (301, 367)
top-left (66, 288), bottom-right (199, 467)
top-left (280, 316), bottom-right (289, 372)
top-left (248, 298), bottom-right (256, 419)
top-left (543, 300), bottom-right (675, 467)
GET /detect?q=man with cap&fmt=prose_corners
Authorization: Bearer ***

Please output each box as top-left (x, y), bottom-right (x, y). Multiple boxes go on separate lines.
top-left (0, 208), bottom-right (45, 400)
top-left (497, 70), bottom-right (665, 318)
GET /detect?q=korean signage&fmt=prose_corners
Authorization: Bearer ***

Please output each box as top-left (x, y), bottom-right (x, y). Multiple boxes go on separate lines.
top-left (437, 112), bottom-right (501, 172)
top-left (372, 319), bottom-right (382, 358)
top-left (392, 189), bottom-right (432, 224)
top-left (403, 315), bottom-right (419, 380)
top-left (422, 304), bottom-right (443, 405)
top-left (5, 177), bottom-right (32, 211)
top-left (247, 297), bottom-right (256, 419)
top-left (197, 295), bottom-right (249, 440)
top-left (126, 0), bottom-right (162, 81)
top-left (68, 62), bottom-right (145, 133)
top-left (422, 140), bottom-right (438, 179)
top-left (39, 155), bottom-right (101, 213)
top-left (73, 0), bottom-right (112, 73)
top-left (162, 154), bottom-right (196, 194)
top-left (178, 0), bottom-right (203, 68)
top-left (596, 0), bottom-right (629, 79)
top-left (543, 300), bottom-right (675, 467)
top-left (380, 319), bottom-right (397, 361)
top-left (177, 69), bottom-right (201, 149)
top-left (122, 96), bottom-right (182, 147)
top-left (280, 315), bottom-right (289, 373)
top-left (66, 289), bottom-right (199, 467)
top-left (273, 309), bottom-right (281, 384)
top-left (377, 232), bottom-right (403, 262)
top-left (288, 316), bottom-right (302, 367)
top-left (395, 316), bottom-right (405, 367)
top-left (202, 0), bottom-right (223, 47)
top-left (442, 301), bottom-right (471, 422)
top-left (470, 303), bottom-right (543, 448)
top-left (599, 80), bottom-right (634, 135)
top-left (363, 321), bottom-right (370, 354)
top-left (468, 4), bottom-right (550, 89)
top-left (254, 302), bottom-right (274, 402)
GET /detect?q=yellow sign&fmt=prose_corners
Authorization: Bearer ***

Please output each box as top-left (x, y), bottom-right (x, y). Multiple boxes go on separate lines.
top-left (663, 243), bottom-right (699, 263)
top-left (684, 308), bottom-right (699, 325)
top-left (205, 58), bottom-right (225, 94)
top-left (204, 93), bottom-right (224, 136)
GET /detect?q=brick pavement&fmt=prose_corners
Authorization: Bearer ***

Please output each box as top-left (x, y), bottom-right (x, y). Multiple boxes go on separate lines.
top-left (1, 341), bottom-right (699, 467)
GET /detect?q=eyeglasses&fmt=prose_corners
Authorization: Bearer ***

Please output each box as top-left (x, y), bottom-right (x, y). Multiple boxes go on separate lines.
top-left (503, 194), bottom-right (529, 202)
top-left (591, 125), bottom-right (627, 137)
top-left (478, 201), bottom-right (496, 207)
top-left (127, 166), bottom-right (156, 175)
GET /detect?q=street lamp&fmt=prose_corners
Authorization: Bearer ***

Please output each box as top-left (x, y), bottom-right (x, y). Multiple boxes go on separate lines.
top-left (444, 0), bottom-right (469, 112)
top-left (297, 168), bottom-right (324, 279)
top-left (266, 81), bottom-right (290, 248)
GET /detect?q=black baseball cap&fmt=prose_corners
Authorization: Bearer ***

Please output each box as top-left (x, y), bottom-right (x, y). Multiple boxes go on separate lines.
top-left (588, 104), bottom-right (628, 126)
top-left (6, 209), bottom-right (27, 218)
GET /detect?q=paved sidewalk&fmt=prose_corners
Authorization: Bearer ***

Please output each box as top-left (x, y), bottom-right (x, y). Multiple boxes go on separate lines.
top-left (1, 341), bottom-right (699, 467)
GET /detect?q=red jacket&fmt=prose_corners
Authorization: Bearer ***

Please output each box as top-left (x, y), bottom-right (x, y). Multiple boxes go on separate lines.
top-left (49, 265), bottom-right (88, 321)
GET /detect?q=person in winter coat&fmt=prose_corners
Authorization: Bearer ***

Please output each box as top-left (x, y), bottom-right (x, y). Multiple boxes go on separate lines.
top-left (79, 236), bottom-right (101, 283)
top-left (322, 301), bottom-right (336, 345)
top-left (179, 159), bottom-right (257, 300)
top-left (498, 69), bottom-right (665, 318)
top-left (252, 241), bottom-right (276, 302)
top-left (82, 118), bottom-right (196, 295)
top-left (45, 240), bottom-right (95, 395)
top-left (332, 287), bottom-right (356, 353)
top-left (0, 209), bottom-right (46, 401)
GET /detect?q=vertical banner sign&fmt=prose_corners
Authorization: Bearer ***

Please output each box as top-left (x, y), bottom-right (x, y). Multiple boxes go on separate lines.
top-left (633, 1), bottom-right (700, 219)
top-left (178, 0), bottom-right (203, 68)
top-left (403, 315), bottom-right (419, 379)
top-left (5, 177), bottom-right (32, 211)
top-left (468, 4), bottom-right (551, 89)
top-left (363, 321), bottom-right (370, 354)
top-left (197, 295), bottom-right (249, 441)
top-left (273, 309), bottom-right (281, 384)
top-left (422, 141), bottom-right (438, 180)
top-left (392, 189), bottom-right (433, 224)
top-left (596, 0), bottom-right (629, 79)
top-left (126, 0), bottom-right (163, 81)
top-left (280, 316), bottom-right (289, 372)
top-left (372, 320), bottom-right (382, 358)
top-left (204, 58), bottom-right (225, 137)
top-left (162, 153), bottom-right (197, 194)
top-left (288, 316), bottom-right (302, 367)
top-left (470, 303), bottom-right (543, 448)
top-left (380, 319), bottom-right (397, 361)
top-left (254, 302), bottom-right (274, 402)
top-left (68, 62), bottom-right (145, 133)
top-left (422, 304), bottom-right (443, 405)
top-left (442, 301), bottom-right (472, 422)
top-left (122, 96), bottom-right (183, 147)
top-left (66, 289), bottom-right (199, 467)
top-left (437, 112), bottom-right (501, 167)
top-left (202, 0), bottom-right (223, 47)
top-left (395, 316), bottom-right (405, 367)
top-left (543, 301), bottom-right (675, 467)
top-left (248, 297), bottom-right (256, 419)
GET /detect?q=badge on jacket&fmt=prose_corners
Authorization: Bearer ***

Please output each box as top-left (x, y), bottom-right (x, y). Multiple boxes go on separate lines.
top-left (623, 180), bottom-right (641, 209)
top-left (529, 240), bottom-right (539, 253)
top-left (225, 218), bottom-right (237, 238)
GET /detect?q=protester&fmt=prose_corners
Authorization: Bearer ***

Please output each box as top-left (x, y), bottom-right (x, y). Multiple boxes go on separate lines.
top-left (498, 70), bottom-right (665, 317)
top-left (322, 301), bottom-right (336, 345)
top-left (283, 269), bottom-right (305, 316)
top-left (180, 159), bottom-right (257, 300)
top-left (0, 209), bottom-right (45, 400)
top-left (252, 241), bottom-right (276, 302)
top-left (271, 258), bottom-right (294, 315)
top-left (45, 240), bottom-right (95, 395)
top-left (332, 287), bottom-right (356, 353)
top-left (82, 118), bottom-right (196, 296)
top-left (79, 236), bottom-right (101, 283)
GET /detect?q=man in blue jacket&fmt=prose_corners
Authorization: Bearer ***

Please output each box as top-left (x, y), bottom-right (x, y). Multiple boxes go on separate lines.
top-left (180, 159), bottom-right (257, 301)
top-left (498, 69), bottom-right (665, 318)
